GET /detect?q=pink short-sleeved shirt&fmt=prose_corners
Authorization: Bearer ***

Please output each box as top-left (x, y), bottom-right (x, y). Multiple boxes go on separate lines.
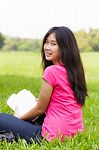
top-left (41, 65), bottom-right (84, 141)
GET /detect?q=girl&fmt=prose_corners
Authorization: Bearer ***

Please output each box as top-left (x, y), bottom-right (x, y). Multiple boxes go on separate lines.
top-left (0, 26), bottom-right (87, 143)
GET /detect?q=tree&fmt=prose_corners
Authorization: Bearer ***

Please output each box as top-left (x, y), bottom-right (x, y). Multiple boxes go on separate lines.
top-left (75, 30), bottom-right (93, 52)
top-left (89, 28), bottom-right (99, 52)
top-left (0, 33), bottom-right (5, 49)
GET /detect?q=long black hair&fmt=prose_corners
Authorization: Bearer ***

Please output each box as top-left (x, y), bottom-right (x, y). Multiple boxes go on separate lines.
top-left (41, 26), bottom-right (88, 105)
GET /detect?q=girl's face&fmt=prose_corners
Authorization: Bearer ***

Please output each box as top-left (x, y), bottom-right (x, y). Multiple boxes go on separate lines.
top-left (44, 33), bottom-right (60, 64)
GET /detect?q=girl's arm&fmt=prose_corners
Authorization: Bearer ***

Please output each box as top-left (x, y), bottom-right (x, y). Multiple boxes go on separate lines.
top-left (20, 79), bottom-right (53, 121)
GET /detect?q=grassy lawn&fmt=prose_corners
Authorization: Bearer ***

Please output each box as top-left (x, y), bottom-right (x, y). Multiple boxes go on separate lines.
top-left (0, 51), bottom-right (99, 150)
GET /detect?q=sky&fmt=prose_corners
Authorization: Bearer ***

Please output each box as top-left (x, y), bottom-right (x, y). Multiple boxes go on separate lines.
top-left (0, 0), bottom-right (99, 39)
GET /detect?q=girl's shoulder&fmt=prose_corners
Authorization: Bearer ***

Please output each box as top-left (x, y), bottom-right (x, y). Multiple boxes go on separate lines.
top-left (44, 65), bottom-right (66, 76)
top-left (44, 65), bottom-right (57, 75)
top-left (45, 64), bottom-right (65, 71)
top-left (44, 65), bottom-right (66, 79)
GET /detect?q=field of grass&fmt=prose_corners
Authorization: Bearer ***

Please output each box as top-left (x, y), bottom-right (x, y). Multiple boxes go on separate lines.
top-left (0, 51), bottom-right (99, 150)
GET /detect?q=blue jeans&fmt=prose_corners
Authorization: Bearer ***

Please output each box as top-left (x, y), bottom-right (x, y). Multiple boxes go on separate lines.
top-left (0, 113), bottom-right (45, 143)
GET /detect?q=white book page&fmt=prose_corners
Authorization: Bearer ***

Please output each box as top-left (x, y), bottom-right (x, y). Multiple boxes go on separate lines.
top-left (7, 89), bottom-right (37, 117)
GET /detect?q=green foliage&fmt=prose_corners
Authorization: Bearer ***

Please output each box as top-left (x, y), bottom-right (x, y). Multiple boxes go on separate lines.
top-left (0, 33), bottom-right (5, 49)
top-left (1, 28), bottom-right (99, 52)
top-left (89, 29), bottom-right (99, 52)
top-left (2, 37), bottom-right (41, 51)
top-left (0, 51), bottom-right (99, 149)
top-left (75, 28), bottom-right (99, 52)
top-left (75, 30), bottom-right (93, 52)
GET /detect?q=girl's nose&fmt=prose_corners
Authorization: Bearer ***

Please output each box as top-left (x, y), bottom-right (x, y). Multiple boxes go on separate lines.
top-left (45, 44), bottom-right (51, 50)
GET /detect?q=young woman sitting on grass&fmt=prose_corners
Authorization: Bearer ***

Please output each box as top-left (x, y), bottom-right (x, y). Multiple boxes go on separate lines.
top-left (0, 26), bottom-right (88, 143)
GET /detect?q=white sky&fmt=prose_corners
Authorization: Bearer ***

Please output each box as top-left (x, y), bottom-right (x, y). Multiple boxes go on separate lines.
top-left (0, 0), bottom-right (99, 39)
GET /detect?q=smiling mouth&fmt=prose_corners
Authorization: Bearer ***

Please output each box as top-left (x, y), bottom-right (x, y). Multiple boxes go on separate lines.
top-left (45, 52), bottom-right (52, 56)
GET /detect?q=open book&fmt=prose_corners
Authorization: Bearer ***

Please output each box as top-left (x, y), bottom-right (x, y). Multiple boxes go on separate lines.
top-left (7, 89), bottom-right (37, 118)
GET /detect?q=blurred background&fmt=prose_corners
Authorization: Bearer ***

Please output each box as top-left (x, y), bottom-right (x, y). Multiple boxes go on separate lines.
top-left (0, 0), bottom-right (99, 52)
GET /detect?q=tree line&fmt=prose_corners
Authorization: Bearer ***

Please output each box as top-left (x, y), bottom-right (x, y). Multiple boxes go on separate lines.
top-left (0, 28), bottom-right (99, 52)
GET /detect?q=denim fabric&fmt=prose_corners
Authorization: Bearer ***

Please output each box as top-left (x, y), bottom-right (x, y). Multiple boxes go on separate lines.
top-left (0, 113), bottom-right (44, 143)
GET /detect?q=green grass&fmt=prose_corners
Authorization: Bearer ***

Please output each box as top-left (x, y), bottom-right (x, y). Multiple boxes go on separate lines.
top-left (0, 51), bottom-right (99, 150)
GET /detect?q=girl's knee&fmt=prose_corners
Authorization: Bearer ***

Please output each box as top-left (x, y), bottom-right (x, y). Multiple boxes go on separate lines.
top-left (0, 113), bottom-right (13, 120)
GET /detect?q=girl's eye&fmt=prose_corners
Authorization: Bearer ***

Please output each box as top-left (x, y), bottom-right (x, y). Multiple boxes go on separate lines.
top-left (51, 43), bottom-right (56, 46)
